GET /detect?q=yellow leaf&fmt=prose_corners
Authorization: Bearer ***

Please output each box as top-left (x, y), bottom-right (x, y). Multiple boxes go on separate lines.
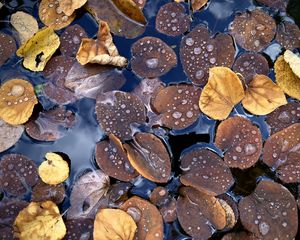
top-left (199, 67), bottom-right (245, 120)
top-left (76, 21), bottom-right (127, 67)
top-left (13, 201), bottom-right (66, 240)
top-left (191, 0), bottom-right (208, 11)
top-left (242, 75), bottom-right (287, 115)
top-left (284, 50), bottom-right (300, 78)
top-left (274, 55), bottom-right (300, 100)
top-left (16, 27), bottom-right (60, 72)
top-left (93, 208), bottom-right (137, 240)
top-left (11, 11), bottom-right (39, 44)
top-left (0, 79), bottom-right (38, 125)
top-left (59, 0), bottom-right (87, 16)
top-left (38, 152), bottom-right (69, 185)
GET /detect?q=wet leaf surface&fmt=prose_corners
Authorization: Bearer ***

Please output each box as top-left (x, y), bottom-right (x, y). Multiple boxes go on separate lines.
top-left (0, 79), bottom-right (38, 125)
top-left (242, 74), bottom-right (287, 115)
top-left (151, 84), bottom-right (201, 129)
top-left (39, 0), bottom-right (75, 30)
top-left (95, 91), bottom-right (146, 140)
top-left (221, 231), bottom-right (259, 240)
top-left (121, 196), bottom-right (164, 240)
top-left (67, 170), bottom-right (110, 219)
top-left (95, 134), bottom-right (138, 182)
top-left (59, 0), bottom-right (87, 16)
top-left (13, 201), bottom-right (67, 240)
top-left (180, 148), bottom-right (234, 196)
top-left (131, 37), bottom-right (177, 78)
top-left (133, 0), bottom-right (146, 9)
top-left (284, 50), bottom-right (300, 78)
top-left (38, 152), bottom-right (69, 185)
top-left (16, 27), bottom-right (60, 71)
top-left (65, 218), bottom-right (94, 240)
top-left (93, 208), bottom-right (137, 240)
top-left (0, 32), bottom-right (16, 67)
top-left (156, 2), bottom-right (190, 37)
top-left (124, 132), bottom-right (171, 183)
top-left (265, 101), bottom-right (300, 134)
top-left (256, 0), bottom-right (288, 11)
top-left (230, 9), bottom-right (276, 52)
top-left (76, 21), bottom-right (127, 67)
top-left (199, 67), bottom-right (245, 120)
top-left (86, 0), bottom-right (146, 39)
top-left (10, 11), bottom-right (38, 44)
top-left (180, 26), bottom-right (236, 85)
top-left (218, 194), bottom-right (239, 230)
top-left (31, 180), bottom-right (65, 204)
top-left (0, 120), bottom-right (24, 153)
top-left (215, 116), bottom-right (263, 169)
top-left (108, 182), bottom-right (132, 205)
top-left (239, 180), bottom-right (298, 240)
top-left (159, 198), bottom-right (177, 223)
top-left (25, 107), bottom-right (75, 141)
top-left (232, 52), bottom-right (269, 83)
top-left (263, 123), bottom-right (300, 183)
top-left (0, 154), bottom-right (38, 196)
top-left (276, 22), bottom-right (300, 50)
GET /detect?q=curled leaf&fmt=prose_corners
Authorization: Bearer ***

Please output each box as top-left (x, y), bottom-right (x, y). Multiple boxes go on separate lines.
top-left (38, 152), bottom-right (69, 185)
top-left (199, 67), bottom-right (245, 120)
top-left (16, 27), bottom-right (60, 71)
top-left (93, 209), bottom-right (137, 240)
top-left (59, 0), bottom-right (88, 16)
top-left (76, 21), bottom-right (127, 67)
top-left (284, 50), bottom-right (300, 78)
top-left (13, 201), bottom-right (67, 240)
top-left (242, 75), bottom-right (287, 115)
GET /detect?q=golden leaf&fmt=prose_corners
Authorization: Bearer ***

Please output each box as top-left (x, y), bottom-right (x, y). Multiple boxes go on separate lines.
top-left (274, 55), bottom-right (300, 100)
top-left (13, 201), bottom-right (66, 240)
top-left (191, 0), bottom-right (208, 11)
top-left (0, 79), bottom-right (38, 125)
top-left (16, 27), bottom-right (60, 71)
top-left (59, 0), bottom-right (87, 16)
top-left (76, 21), bottom-right (127, 67)
top-left (284, 50), bottom-right (300, 78)
top-left (242, 75), bottom-right (287, 115)
top-left (38, 152), bottom-right (69, 185)
top-left (199, 67), bottom-right (245, 120)
top-left (11, 11), bottom-right (39, 44)
top-left (93, 208), bottom-right (137, 240)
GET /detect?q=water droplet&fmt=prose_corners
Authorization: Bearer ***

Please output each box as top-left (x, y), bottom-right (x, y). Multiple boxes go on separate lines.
top-left (172, 111), bottom-right (182, 119)
top-left (259, 222), bottom-right (270, 236)
top-left (186, 111), bottom-right (193, 118)
top-left (195, 70), bottom-right (204, 80)
top-left (244, 143), bottom-right (257, 155)
top-left (171, 12), bottom-right (176, 18)
top-left (193, 47), bottom-right (201, 55)
top-left (146, 58), bottom-right (159, 69)
top-left (278, 111), bottom-right (290, 123)
top-left (209, 57), bottom-right (216, 64)
top-left (254, 40), bottom-right (260, 47)
top-left (243, 61), bottom-right (250, 67)
top-left (127, 207), bottom-right (141, 222)
top-left (185, 38), bottom-right (194, 46)
top-left (235, 146), bottom-right (242, 153)
top-left (206, 44), bottom-right (214, 52)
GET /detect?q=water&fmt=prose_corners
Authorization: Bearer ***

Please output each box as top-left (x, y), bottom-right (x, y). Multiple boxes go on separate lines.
top-left (0, 0), bottom-right (300, 239)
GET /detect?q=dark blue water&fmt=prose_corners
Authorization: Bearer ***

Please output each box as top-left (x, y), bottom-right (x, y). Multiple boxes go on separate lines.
top-left (0, 0), bottom-right (300, 239)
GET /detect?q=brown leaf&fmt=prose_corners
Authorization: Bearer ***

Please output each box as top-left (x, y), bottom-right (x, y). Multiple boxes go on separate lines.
top-left (0, 120), bottom-right (24, 153)
top-left (191, 0), bottom-right (208, 11)
top-left (59, 0), bottom-right (87, 16)
top-left (0, 32), bottom-right (16, 67)
top-left (199, 67), bottom-right (245, 120)
top-left (93, 208), bottom-right (137, 240)
top-left (76, 21), bottom-right (127, 67)
top-left (242, 74), bottom-right (287, 115)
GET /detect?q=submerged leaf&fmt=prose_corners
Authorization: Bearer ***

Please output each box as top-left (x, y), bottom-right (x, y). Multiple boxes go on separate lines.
top-left (38, 152), bottom-right (69, 185)
top-left (199, 67), bottom-right (245, 120)
top-left (13, 201), bottom-right (67, 240)
top-left (76, 21), bottom-right (127, 67)
top-left (59, 0), bottom-right (87, 16)
top-left (11, 11), bottom-right (39, 44)
top-left (93, 209), bottom-right (137, 240)
top-left (16, 27), bottom-right (60, 71)
top-left (242, 75), bottom-right (287, 115)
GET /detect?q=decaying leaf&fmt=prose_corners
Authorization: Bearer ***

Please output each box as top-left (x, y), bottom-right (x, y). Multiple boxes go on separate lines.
top-left (93, 208), bottom-right (137, 240)
top-left (67, 170), bottom-right (110, 219)
top-left (11, 11), bottom-right (39, 44)
top-left (242, 75), bottom-right (287, 115)
top-left (16, 27), bottom-right (60, 71)
top-left (284, 50), bottom-right (300, 78)
top-left (38, 152), bottom-right (69, 185)
top-left (0, 79), bottom-right (38, 125)
top-left (76, 21), bottom-right (127, 67)
top-left (59, 0), bottom-right (87, 16)
top-left (199, 67), bottom-right (245, 120)
top-left (86, 0), bottom-right (147, 39)
top-left (13, 201), bottom-right (67, 240)
top-left (274, 53), bottom-right (300, 100)
top-left (0, 120), bottom-right (24, 153)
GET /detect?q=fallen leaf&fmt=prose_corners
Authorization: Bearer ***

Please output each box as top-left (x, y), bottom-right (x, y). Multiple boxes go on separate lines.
top-left (67, 170), bottom-right (110, 219)
top-left (38, 152), bottom-right (69, 185)
top-left (76, 21), bottom-right (127, 67)
top-left (93, 208), bottom-right (137, 240)
top-left (0, 120), bottom-right (24, 153)
top-left (191, 0), bottom-right (208, 11)
top-left (13, 201), bottom-right (67, 240)
top-left (86, 0), bottom-right (146, 39)
top-left (274, 54), bottom-right (300, 100)
top-left (11, 11), bottom-right (39, 44)
top-left (32, 181), bottom-right (65, 204)
top-left (0, 32), bottom-right (17, 67)
top-left (284, 50), bottom-right (300, 78)
top-left (0, 79), bottom-right (38, 125)
top-left (16, 27), bottom-right (60, 71)
top-left (59, 0), bottom-right (87, 16)
top-left (199, 67), bottom-right (245, 120)
top-left (242, 75), bottom-right (287, 115)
